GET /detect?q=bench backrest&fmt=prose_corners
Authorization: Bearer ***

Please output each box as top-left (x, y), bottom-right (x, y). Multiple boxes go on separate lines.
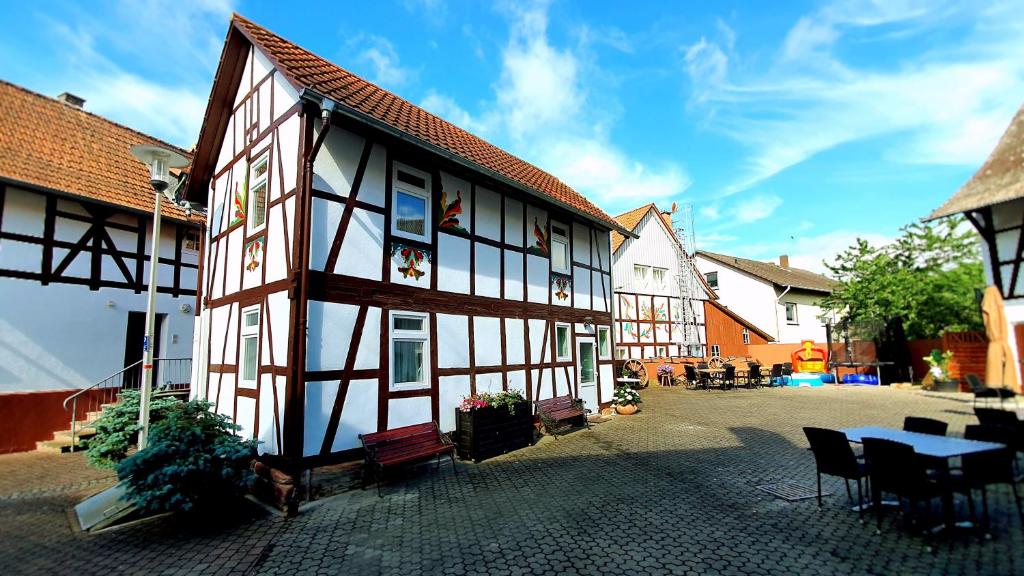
top-left (360, 422), bottom-right (440, 450)
top-left (536, 395), bottom-right (579, 412)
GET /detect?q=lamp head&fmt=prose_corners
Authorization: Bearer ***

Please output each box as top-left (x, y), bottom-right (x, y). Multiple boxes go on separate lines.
top-left (131, 144), bottom-right (189, 195)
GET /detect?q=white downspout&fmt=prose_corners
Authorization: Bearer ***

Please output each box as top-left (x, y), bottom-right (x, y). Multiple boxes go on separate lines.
top-left (775, 285), bottom-right (792, 342)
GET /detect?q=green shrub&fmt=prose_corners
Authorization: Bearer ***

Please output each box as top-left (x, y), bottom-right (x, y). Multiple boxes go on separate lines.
top-left (86, 390), bottom-right (180, 469)
top-left (116, 398), bottom-right (257, 514)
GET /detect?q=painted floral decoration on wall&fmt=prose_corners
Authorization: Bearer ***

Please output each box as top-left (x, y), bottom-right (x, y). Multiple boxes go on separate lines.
top-left (552, 276), bottom-right (571, 301)
top-left (230, 179), bottom-right (246, 226)
top-left (245, 236), bottom-right (263, 272)
top-left (392, 243), bottom-right (431, 280)
top-left (438, 188), bottom-right (468, 235)
top-left (527, 217), bottom-right (549, 257)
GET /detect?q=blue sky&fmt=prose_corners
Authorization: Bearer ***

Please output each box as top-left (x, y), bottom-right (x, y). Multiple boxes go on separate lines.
top-left (2, 1), bottom-right (1023, 272)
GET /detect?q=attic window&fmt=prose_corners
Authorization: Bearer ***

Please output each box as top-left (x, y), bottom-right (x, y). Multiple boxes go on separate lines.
top-left (247, 154), bottom-right (269, 234)
top-left (705, 271), bottom-right (718, 289)
top-left (392, 163), bottom-right (431, 242)
top-left (551, 222), bottom-right (570, 274)
top-left (183, 229), bottom-right (201, 252)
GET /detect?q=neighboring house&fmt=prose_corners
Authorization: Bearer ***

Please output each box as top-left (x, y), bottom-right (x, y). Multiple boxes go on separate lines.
top-left (928, 102), bottom-right (1024, 389)
top-left (695, 251), bottom-right (837, 343)
top-left (184, 15), bottom-right (630, 463)
top-left (0, 80), bottom-right (202, 453)
top-left (610, 203), bottom-right (773, 360)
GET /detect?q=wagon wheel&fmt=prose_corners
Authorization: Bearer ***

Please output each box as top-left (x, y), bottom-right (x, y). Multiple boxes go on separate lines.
top-left (623, 359), bottom-right (649, 388)
top-left (708, 356), bottom-right (725, 369)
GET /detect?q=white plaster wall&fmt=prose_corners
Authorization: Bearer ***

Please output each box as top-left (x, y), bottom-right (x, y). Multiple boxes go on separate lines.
top-left (475, 186), bottom-right (501, 241)
top-left (0, 278), bottom-right (195, 393)
top-left (438, 235), bottom-right (471, 294)
top-left (503, 251), bottom-right (524, 301)
top-left (334, 378), bottom-right (378, 451)
top-left (439, 374), bottom-right (471, 432)
top-left (473, 316), bottom-right (502, 366)
top-left (504, 198), bottom-right (524, 247)
top-left (695, 254), bottom-right (778, 339)
top-left (775, 289), bottom-right (833, 343)
top-left (437, 313), bottom-right (470, 368)
top-left (388, 396), bottom-right (432, 429)
top-left (526, 254), bottom-right (548, 304)
top-left (474, 243), bottom-right (501, 298)
top-left (504, 318), bottom-right (525, 364)
top-left (305, 301), bottom-right (359, 372)
top-left (303, 380), bottom-right (338, 457)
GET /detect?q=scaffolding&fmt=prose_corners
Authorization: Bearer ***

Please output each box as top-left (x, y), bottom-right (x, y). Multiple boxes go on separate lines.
top-left (671, 203), bottom-right (704, 357)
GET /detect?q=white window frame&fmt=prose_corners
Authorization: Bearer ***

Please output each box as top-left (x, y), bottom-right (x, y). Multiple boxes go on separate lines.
top-left (656, 346), bottom-right (667, 357)
top-left (550, 221), bottom-right (570, 274)
top-left (597, 326), bottom-right (611, 360)
top-left (389, 310), bottom-right (431, 391)
top-left (634, 264), bottom-right (650, 290)
top-left (652, 267), bottom-right (668, 291)
top-left (555, 322), bottom-right (571, 361)
top-left (240, 305), bottom-right (260, 387)
top-left (246, 153), bottom-right (270, 235)
top-left (705, 271), bottom-right (718, 289)
top-left (710, 344), bottom-right (721, 357)
top-left (615, 347), bottom-right (627, 360)
top-left (785, 302), bottom-right (798, 325)
top-left (391, 163), bottom-right (432, 242)
top-left (742, 328), bottom-right (750, 345)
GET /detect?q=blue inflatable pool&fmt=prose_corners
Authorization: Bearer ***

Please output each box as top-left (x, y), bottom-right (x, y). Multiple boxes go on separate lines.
top-left (841, 374), bottom-right (879, 385)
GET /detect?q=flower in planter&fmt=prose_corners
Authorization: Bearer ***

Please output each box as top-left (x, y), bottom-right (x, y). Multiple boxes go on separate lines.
top-left (923, 349), bottom-right (954, 381)
top-left (656, 364), bottom-right (674, 378)
top-left (458, 390), bottom-right (527, 414)
top-left (613, 385), bottom-right (642, 407)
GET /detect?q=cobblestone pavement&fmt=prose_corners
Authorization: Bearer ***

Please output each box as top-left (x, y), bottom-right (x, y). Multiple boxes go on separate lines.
top-left (1, 386), bottom-right (1022, 575)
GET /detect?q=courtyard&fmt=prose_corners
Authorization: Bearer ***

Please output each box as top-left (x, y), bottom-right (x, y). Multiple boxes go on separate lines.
top-left (2, 385), bottom-right (1021, 576)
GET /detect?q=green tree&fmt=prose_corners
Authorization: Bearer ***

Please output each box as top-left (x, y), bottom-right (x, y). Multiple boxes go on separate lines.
top-left (823, 217), bottom-right (985, 339)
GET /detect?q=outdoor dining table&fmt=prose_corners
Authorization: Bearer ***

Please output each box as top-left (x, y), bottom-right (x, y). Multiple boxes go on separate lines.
top-left (840, 426), bottom-right (1007, 530)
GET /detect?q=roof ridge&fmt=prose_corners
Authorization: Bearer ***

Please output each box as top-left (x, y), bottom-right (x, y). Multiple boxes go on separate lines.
top-left (0, 79), bottom-right (191, 157)
top-left (613, 203), bottom-right (657, 221)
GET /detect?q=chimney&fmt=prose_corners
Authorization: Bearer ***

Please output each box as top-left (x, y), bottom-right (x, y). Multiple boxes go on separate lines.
top-left (57, 92), bottom-right (85, 108)
top-left (779, 254), bottom-right (790, 268)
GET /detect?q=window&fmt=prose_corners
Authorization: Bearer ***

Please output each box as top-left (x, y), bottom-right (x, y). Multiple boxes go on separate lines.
top-left (785, 302), bottom-right (798, 324)
top-left (742, 328), bottom-right (750, 345)
top-left (392, 164), bottom-right (431, 242)
top-left (689, 344), bottom-right (703, 358)
top-left (705, 271), bottom-right (718, 289)
top-left (555, 323), bottom-right (571, 361)
top-left (710, 344), bottom-right (720, 357)
top-left (656, 346), bottom-right (667, 357)
top-left (390, 311), bottom-right (430, 390)
top-left (550, 222), bottom-right (570, 274)
top-left (247, 154), bottom-right (269, 233)
top-left (597, 327), bottom-right (611, 359)
top-left (615, 347), bottom-right (627, 360)
top-left (579, 342), bottom-right (595, 384)
top-left (652, 267), bottom-right (668, 291)
top-left (183, 229), bottom-right (201, 252)
top-left (241, 306), bottom-right (260, 385)
top-left (634, 265), bottom-right (650, 289)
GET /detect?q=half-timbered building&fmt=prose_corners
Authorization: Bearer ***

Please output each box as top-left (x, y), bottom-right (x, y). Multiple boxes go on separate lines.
top-left (0, 80), bottom-right (202, 453)
top-left (185, 15), bottom-right (631, 465)
top-left (928, 101), bottom-right (1024, 391)
top-left (611, 203), bottom-right (710, 359)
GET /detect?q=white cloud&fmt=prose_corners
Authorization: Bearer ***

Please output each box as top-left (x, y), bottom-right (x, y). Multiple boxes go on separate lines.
top-left (349, 34), bottom-right (413, 88)
top-left (699, 204), bottom-right (721, 221)
top-left (685, 1), bottom-right (1024, 197)
top-left (736, 194), bottom-right (783, 223)
top-left (32, 0), bottom-right (232, 147)
top-left (420, 1), bottom-right (690, 212)
top-left (737, 229), bottom-right (893, 273)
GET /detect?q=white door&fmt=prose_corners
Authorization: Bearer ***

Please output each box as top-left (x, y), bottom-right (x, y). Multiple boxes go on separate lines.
top-left (577, 338), bottom-right (598, 414)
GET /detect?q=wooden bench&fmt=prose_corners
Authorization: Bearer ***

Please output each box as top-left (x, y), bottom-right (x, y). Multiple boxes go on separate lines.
top-left (359, 421), bottom-right (456, 496)
top-left (535, 395), bottom-right (589, 436)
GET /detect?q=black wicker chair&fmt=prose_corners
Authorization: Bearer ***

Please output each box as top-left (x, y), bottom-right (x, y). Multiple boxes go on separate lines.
top-left (803, 427), bottom-right (869, 520)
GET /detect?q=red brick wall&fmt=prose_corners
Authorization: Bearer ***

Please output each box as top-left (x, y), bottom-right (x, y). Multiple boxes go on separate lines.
top-left (943, 331), bottom-right (987, 383)
top-left (703, 301), bottom-right (768, 358)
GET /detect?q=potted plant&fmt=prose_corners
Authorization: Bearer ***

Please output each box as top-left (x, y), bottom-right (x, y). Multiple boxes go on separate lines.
top-left (922, 349), bottom-right (958, 392)
top-left (613, 385), bottom-right (642, 415)
top-left (656, 364), bottom-right (674, 387)
top-left (454, 390), bottom-right (533, 462)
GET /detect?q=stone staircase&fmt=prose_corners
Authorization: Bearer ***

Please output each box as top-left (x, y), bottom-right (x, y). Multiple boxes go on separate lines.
top-left (36, 406), bottom-right (114, 454)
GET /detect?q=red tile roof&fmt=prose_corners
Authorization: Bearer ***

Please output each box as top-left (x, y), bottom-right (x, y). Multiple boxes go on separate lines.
top-left (224, 14), bottom-right (622, 231)
top-left (0, 80), bottom-right (198, 223)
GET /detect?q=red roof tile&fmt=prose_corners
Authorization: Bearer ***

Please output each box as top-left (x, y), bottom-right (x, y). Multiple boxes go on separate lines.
top-left (228, 14), bottom-right (622, 231)
top-left (0, 80), bottom-right (198, 223)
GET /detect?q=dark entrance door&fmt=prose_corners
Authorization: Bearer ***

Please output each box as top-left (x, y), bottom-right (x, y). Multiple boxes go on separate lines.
top-left (123, 312), bottom-right (165, 388)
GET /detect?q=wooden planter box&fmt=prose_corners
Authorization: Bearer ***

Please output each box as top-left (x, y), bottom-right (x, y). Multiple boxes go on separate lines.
top-left (455, 401), bottom-right (534, 463)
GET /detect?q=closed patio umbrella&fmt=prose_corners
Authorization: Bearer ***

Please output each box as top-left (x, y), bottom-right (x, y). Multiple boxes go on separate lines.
top-left (981, 285), bottom-right (1020, 393)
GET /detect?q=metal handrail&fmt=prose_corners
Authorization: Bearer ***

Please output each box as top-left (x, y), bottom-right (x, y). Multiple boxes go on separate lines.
top-left (62, 357), bottom-right (192, 451)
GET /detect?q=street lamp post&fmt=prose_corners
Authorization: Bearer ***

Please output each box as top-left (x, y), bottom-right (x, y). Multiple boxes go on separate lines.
top-left (130, 144), bottom-right (189, 450)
